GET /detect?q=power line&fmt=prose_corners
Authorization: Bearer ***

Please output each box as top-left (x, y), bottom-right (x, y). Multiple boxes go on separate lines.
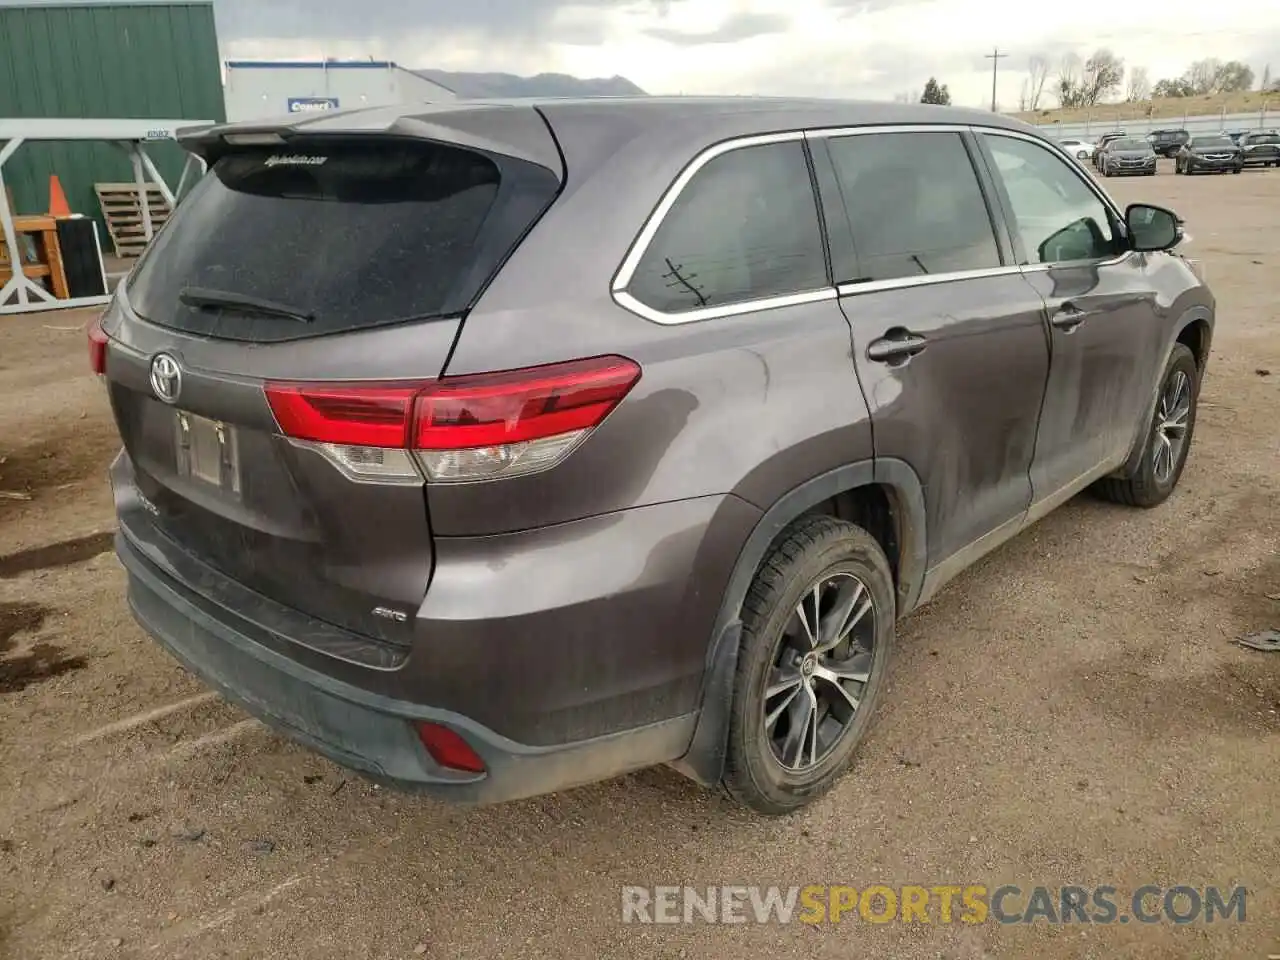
top-left (984, 47), bottom-right (1009, 111)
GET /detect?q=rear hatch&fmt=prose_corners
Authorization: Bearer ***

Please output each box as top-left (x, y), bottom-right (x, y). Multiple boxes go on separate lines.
top-left (104, 110), bottom-right (562, 648)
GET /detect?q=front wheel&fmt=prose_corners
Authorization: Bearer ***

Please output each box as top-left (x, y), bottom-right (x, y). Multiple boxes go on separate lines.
top-left (1092, 343), bottom-right (1198, 508)
top-left (722, 516), bottom-right (895, 815)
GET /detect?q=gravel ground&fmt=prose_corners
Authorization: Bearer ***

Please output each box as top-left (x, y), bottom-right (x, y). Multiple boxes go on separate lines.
top-left (1, 164), bottom-right (1278, 960)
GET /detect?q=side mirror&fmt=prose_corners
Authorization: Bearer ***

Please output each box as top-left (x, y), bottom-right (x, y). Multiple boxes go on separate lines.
top-left (1126, 203), bottom-right (1183, 252)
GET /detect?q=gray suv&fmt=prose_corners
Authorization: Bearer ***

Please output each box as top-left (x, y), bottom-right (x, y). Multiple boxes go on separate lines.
top-left (93, 98), bottom-right (1214, 815)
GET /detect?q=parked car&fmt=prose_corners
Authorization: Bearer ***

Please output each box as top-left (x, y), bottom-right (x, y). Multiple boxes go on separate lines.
top-left (93, 98), bottom-right (1215, 815)
top-left (1100, 137), bottom-right (1158, 176)
top-left (1147, 128), bottom-right (1190, 157)
top-left (1058, 137), bottom-right (1095, 160)
top-left (1092, 131), bottom-right (1128, 169)
top-left (1239, 131), bottom-right (1280, 168)
top-left (1222, 129), bottom-right (1250, 145)
top-left (1174, 136), bottom-right (1244, 174)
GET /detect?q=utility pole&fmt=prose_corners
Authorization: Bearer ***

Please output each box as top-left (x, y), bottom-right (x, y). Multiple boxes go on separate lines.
top-left (984, 47), bottom-right (1008, 112)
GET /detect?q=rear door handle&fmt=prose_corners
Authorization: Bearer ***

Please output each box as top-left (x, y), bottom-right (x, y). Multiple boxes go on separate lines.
top-left (867, 331), bottom-right (928, 363)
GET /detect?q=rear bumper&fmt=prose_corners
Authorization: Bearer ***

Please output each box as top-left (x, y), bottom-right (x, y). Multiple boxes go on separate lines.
top-left (111, 448), bottom-right (759, 803)
top-left (119, 529), bottom-right (699, 803)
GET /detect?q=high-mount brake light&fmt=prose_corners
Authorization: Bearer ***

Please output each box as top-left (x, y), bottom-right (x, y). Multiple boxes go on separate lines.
top-left (264, 356), bottom-right (641, 484)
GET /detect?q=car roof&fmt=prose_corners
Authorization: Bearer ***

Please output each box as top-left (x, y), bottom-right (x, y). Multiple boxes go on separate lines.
top-left (179, 95), bottom-right (1047, 175)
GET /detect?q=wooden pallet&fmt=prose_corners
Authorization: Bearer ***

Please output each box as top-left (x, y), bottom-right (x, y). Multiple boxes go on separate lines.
top-left (95, 183), bottom-right (173, 259)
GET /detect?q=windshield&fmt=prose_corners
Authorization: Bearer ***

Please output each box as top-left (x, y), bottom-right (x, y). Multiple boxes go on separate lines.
top-left (1193, 138), bottom-right (1235, 149)
top-left (1110, 140), bottom-right (1149, 151)
top-left (127, 138), bottom-right (558, 342)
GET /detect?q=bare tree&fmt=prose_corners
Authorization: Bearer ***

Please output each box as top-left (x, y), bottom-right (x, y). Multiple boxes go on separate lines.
top-left (1056, 52), bottom-right (1086, 108)
top-left (1082, 48), bottom-right (1125, 105)
top-left (1027, 55), bottom-right (1050, 110)
top-left (1184, 57), bottom-right (1255, 94)
top-left (1126, 66), bottom-right (1151, 102)
top-left (1186, 58), bottom-right (1221, 95)
top-left (1216, 61), bottom-right (1254, 92)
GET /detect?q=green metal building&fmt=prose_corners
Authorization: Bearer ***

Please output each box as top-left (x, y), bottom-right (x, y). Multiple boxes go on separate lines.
top-left (0, 0), bottom-right (224, 239)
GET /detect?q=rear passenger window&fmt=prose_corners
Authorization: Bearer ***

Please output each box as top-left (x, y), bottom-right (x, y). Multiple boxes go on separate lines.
top-left (627, 141), bottom-right (828, 314)
top-left (982, 134), bottom-right (1121, 264)
top-left (825, 132), bottom-right (1002, 283)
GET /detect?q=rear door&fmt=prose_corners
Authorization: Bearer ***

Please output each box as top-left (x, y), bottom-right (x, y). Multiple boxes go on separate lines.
top-left (812, 128), bottom-right (1050, 576)
top-left (974, 130), bottom-right (1164, 504)
top-left (1243, 133), bottom-right (1280, 164)
top-left (104, 125), bottom-right (562, 646)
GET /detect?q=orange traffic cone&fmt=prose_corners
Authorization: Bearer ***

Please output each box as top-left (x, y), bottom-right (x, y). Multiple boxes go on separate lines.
top-left (48, 175), bottom-right (71, 218)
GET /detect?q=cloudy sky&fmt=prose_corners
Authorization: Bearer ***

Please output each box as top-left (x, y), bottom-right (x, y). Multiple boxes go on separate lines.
top-left (215, 0), bottom-right (1280, 107)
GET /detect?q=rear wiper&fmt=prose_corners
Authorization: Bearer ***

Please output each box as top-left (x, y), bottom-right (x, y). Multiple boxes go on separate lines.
top-left (179, 286), bottom-right (315, 324)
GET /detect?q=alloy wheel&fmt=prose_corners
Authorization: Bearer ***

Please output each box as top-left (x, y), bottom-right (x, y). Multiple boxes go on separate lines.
top-left (1152, 369), bottom-right (1191, 484)
top-left (761, 572), bottom-right (876, 772)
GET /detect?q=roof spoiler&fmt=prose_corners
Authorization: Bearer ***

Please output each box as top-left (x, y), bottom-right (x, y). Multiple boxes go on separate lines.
top-left (175, 105), bottom-right (564, 178)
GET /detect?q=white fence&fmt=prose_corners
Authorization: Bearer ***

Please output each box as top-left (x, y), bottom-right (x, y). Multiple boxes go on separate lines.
top-left (1034, 107), bottom-right (1276, 140)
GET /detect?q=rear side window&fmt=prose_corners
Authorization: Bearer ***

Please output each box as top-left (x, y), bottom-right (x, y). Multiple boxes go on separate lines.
top-left (127, 139), bottom-right (558, 342)
top-left (626, 140), bottom-right (827, 314)
top-left (826, 132), bottom-right (1002, 283)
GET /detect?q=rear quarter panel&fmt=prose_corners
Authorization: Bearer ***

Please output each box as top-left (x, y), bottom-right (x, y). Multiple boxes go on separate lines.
top-left (437, 113), bottom-right (873, 537)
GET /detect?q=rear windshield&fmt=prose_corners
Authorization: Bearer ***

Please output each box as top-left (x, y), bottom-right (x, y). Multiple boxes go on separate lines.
top-left (127, 138), bottom-right (558, 342)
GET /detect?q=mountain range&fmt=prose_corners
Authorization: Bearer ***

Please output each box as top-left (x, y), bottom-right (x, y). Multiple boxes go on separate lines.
top-left (414, 69), bottom-right (647, 98)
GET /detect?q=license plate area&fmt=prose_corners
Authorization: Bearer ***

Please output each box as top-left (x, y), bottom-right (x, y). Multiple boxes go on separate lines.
top-left (174, 411), bottom-right (242, 496)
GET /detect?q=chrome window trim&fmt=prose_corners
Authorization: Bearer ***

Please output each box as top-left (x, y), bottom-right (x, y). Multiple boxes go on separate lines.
top-left (609, 121), bottom-right (1136, 326)
top-left (613, 288), bottom-right (838, 326)
top-left (835, 265), bottom-right (1025, 298)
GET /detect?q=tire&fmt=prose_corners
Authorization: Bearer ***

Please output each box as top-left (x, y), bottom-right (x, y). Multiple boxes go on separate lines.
top-left (1092, 343), bottom-right (1198, 509)
top-left (1232, 167), bottom-right (1242, 174)
top-left (1077, 150), bottom-right (1088, 160)
top-left (722, 515), bottom-right (895, 816)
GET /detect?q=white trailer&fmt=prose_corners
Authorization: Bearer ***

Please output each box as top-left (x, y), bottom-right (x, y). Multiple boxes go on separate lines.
top-left (223, 60), bottom-right (457, 122)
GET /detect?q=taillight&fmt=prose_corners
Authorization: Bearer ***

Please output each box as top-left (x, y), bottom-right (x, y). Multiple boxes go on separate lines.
top-left (88, 315), bottom-right (108, 375)
top-left (264, 355), bottom-right (641, 485)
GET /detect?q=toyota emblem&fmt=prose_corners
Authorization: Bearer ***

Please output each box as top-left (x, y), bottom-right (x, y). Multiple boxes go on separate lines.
top-left (149, 353), bottom-right (182, 404)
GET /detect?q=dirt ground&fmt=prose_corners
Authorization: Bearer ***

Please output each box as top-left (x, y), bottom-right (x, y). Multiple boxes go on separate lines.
top-left (1, 164), bottom-right (1278, 960)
